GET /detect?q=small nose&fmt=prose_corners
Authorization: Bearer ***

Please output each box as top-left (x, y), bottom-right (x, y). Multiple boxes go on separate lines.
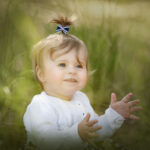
top-left (68, 66), bottom-right (76, 74)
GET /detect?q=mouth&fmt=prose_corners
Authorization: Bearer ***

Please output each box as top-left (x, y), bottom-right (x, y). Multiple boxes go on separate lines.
top-left (64, 78), bottom-right (77, 82)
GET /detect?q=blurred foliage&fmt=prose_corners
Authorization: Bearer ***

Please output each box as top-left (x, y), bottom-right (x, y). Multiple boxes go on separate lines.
top-left (0, 0), bottom-right (150, 150)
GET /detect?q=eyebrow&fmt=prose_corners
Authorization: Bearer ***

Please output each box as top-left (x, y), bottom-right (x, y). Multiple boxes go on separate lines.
top-left (55, 59), bottom-right (68, 63)
top-left (55, 59), bottom-right (86, 65)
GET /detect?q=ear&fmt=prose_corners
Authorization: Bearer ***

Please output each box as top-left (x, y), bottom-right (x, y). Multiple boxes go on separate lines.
top-left (36, 66), bottom-right (45, 83)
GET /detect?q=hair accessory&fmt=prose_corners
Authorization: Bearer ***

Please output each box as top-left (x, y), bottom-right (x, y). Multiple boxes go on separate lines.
top-left (56, 24), bottom-right (69, 34)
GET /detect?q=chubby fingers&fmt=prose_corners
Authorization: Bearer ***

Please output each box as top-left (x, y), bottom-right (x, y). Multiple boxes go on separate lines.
top-left (110, 93), bottom-right (117, 105)
top-left (87, 120), bottom-right (98, 127)
top-left (84, 113), bottom-right (91, 122)
top-left (89, 125), bottom-right (102, 132)
top-left (130, 106), bottom-right (142, 113)
top-left (88, 132), bottom-right (99, 138)
top-left (128, 99), bottom-right (140, 107)
top-left (129, 114), bottom-right (140, 120)
top-left (122, 93), bottom-right (133, 103)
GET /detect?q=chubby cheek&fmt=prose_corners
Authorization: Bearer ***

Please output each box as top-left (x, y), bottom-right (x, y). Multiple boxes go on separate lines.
top-left (52, 69), bottom-right (64, 82)
top-left (47, 68), bottom-right (64, 84)
top-left (79, 72), bottom-right (87, 88)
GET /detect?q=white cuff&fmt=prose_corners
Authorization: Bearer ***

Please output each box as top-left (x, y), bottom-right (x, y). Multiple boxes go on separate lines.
top-left (105, 107), bottom-right (125, 130)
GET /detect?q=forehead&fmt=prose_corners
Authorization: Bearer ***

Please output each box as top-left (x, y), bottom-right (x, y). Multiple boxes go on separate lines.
top-left (54, 48), bottom-right (86, 62)
top-left (56, 47), bottom-right (87, 62)
top-left (41, 35), bottom-right (88, 67)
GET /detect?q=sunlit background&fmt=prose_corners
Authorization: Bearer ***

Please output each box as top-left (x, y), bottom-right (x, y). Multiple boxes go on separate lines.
top-left (0, 0), bottom-right (150, 150)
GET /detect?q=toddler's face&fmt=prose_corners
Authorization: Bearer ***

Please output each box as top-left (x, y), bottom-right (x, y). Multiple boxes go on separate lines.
top-left (40, 48), bottom-right (87, 100)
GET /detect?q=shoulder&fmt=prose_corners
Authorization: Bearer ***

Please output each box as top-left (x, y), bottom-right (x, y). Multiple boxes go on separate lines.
top-left (26, 93), bottom-right (44, 111)
top-left (27, 91), bottom-right (57, 110)
top-left (24, 93), bottom-right (43, 119)
top-left (23, 92), bottom-right (57, 126)
top-left (24, 92), bottom-right (56, 119)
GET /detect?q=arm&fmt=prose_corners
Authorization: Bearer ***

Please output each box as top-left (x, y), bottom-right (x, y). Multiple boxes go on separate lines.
top-left (23, 100), bottom-right (83, 150)
top-left (93, 107), bottom-right (124, 141)
top-left (81, 94), bottom-right (124, 141)
top-left (82, 92), bottom-right (141, 142)
top-left (77, 106), bottom-right (124, 148)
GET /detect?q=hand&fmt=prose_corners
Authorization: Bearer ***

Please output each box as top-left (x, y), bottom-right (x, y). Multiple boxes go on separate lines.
top-left (110, 92), bottom-right (142, 120)
top-left (78, 113), bottom-right (101, 148)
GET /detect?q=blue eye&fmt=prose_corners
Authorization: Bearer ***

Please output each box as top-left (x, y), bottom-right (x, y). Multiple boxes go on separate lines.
top-left (76, 64), bottom-right (83, 68)
top-left (58, 63), bottom-right (66, 67)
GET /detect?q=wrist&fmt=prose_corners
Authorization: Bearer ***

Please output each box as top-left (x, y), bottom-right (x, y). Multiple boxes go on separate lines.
top-left (110, 105), bottom-right (124, 118)
top-left (105, 106), bottom-right (125, 129)
top-left (78, 125), bottom-right (85, 142)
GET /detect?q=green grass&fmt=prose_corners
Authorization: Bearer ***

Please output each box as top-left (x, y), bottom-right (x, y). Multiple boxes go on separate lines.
top-left (0, 0), bottom-right (150, 150)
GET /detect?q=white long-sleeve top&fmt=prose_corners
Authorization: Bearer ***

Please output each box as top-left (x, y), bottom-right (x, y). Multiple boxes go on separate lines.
top-left (23, 91), bottom-right (124, 150)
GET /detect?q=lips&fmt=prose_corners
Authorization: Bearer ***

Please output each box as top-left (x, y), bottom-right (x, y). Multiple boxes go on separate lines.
top-left (64, 78), bottom-right (77, 82)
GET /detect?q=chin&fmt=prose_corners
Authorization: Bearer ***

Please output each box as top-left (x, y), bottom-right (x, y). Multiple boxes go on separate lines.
top-left (64, 90), bottom-right (77, 97)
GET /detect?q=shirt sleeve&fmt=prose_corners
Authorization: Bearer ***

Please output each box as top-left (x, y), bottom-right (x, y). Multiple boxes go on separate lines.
top-left (94, 107), bottom-right (125, 141)
top-left (80, 92), bottom-right (125, 141)
top-left (23, 97), bottom-right (83, 150)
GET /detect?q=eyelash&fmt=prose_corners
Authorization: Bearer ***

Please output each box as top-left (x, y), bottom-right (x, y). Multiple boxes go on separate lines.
top-left (76, 64), bottom-right (83, 68)
top-left (58, 63), bottom-right (66, 67)
top-left (58, 63), bottom-right (83, 69)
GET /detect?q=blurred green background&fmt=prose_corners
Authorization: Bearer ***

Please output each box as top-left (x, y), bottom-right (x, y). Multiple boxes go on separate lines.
top-left (0, 0), bottom-right (150, 150)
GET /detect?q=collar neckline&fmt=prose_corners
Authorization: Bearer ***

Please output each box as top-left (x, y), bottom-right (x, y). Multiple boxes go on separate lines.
top-left (41, 91), bottom-right (76, 103)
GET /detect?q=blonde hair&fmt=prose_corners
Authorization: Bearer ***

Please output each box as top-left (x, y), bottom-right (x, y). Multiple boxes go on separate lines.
top-left (31, 15), bottom-right (88, 87)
